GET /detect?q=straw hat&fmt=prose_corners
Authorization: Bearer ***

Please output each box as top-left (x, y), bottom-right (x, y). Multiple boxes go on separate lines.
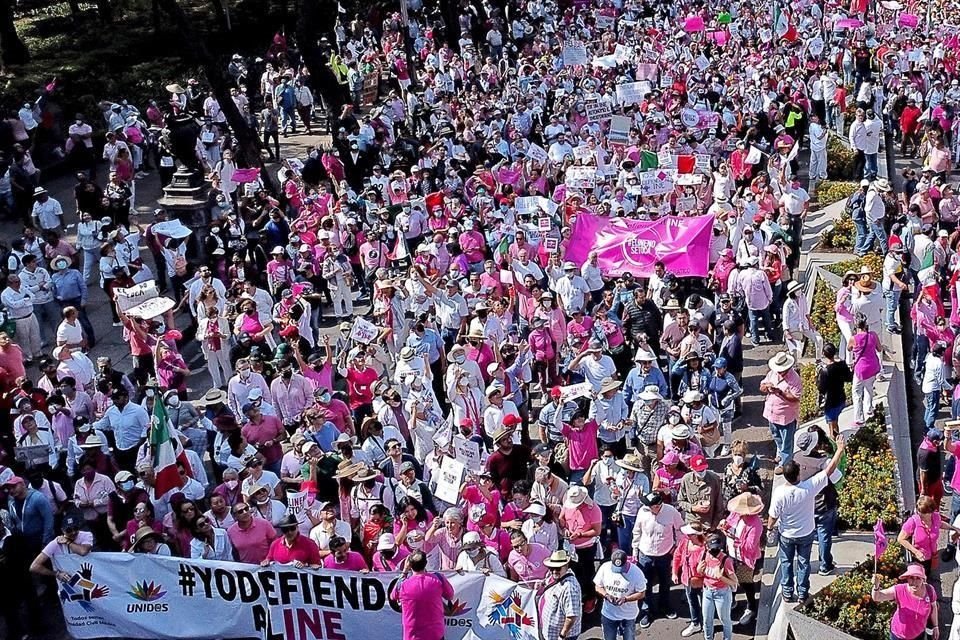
top-left (682, 390), bottom-right (704, 404)
top-left (543, 549), bottom-right (574, 568)
top-left (333, 461), bottom-right (364, 479)
top-left (202, 388), bottom-right (227, 405)
top-left (490, 425), bottom-right (513, 444)
top-left (353, 465), bottom-right (379, 482)
top-left (634, 348), bottom-right (656, 362)
top-left (563, 485), bottom-right (590, 509)
top-left (399, 347), bottom-right (416, 362)
top-left (767, 351), bottom-right (796, 373)
top-left (727, 492), bottom-right (764, 516)
top-left (670, 424), bottom-right (692, 439)
top-left (638, 385), bottom-right (663, 401)
top-left (616, 454), bottom-right (644, 473)
top-left (129, 526), bottom-right (164, 550)
top-left (80, 435), bottom-right (104, 448)
top-left (786, 280), bottom-right (803, 295)
top-left (873, 178), bottom-right (892, 192)
top-left (165, 83), bottom-right (185, 94)
top-left (243, 483), bottom-right (267, 498)
top-left (599, 377), bottom-right (622, 394)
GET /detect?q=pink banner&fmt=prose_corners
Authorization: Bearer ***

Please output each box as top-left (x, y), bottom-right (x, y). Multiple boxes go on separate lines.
top-left (232, 167), bottom-right (260, 183)
top-left (898, 12), bottom-right (918, 27)
top-left (565, 214), bottom-right (714, 277)
top-left (684, 16), bottom-right (705, 32)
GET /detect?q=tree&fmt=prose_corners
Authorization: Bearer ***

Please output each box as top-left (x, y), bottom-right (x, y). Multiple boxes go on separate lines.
top-left (0, 0), bottom-right (29, 67)
top-left (295, 0), bottom-right (348, 127)
top-left (156, 0), bottom-right (276, 192)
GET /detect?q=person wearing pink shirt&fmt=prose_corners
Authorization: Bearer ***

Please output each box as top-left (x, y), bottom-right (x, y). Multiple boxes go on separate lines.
top-left (871, 563), bottom-right (939, 640)
top-left (263, 514), bottom-right (321, 567)
top-left (506, 529), bottom-right (551, 582)
top-left (760, 351), bottom-right (802, 472)
top-left (372, 532), bottom-right (410, 572)
top-left (227, 502), bottom-right (277, 564)
top-left (558, 410), bottom-right (600, 485)
top-left (458, 223), bottom-right (487, 272)
top-left (322, 535), bottom-right (370, 571)
top-left (391, 551), bottom-right (454, 640)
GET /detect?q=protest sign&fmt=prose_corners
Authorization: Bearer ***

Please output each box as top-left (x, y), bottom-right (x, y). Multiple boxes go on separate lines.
top-left (564, 166), bottom-right (598, 190)
top-left (115, 280), bottom-right (159, 314)
top-left (636, 63), bottom-right (658, 81)
top-left (53, 554), bottom-right (538, 640)
top-left (453, 435), bottom-right (482, 472)
top-left (361, 73), bottom-right (379, 105)
top-left (126, 297), bottom-right (176, 319)
top-left (616, 82), bottom-right (651, 105)
top-left (695, 154), bottom-right (712, 173)
top-left (660, 73), bottom-right (673, 88)
top-left (544, 237), bottom-right (559, 253)
top-left (638, 169), bottom-right (676, 196)
top-left (562, 41), bottom-right (588, 66)
top-left (559, 382), bottom-right (593, 401)
top-left (526, 143), bottom-right (548, 163)
top-left (614, 44), bottom-right (634, 64)
top-left (349, 317), bottom-right (380, 343)
top-left (572, 145), bottom-right (594, 162)
top-left (515, 196), bottom-right (540, 214)
top-left (566, 213), bottom-right (714, 277)
top-left (596, 14), bottom-right (615, 29)
top-left (608, 116), bottom-right (632, 145)
top-left (657, 151), bottom-right (677, 169)
top-left (676, 196), bottom-right (698, 212)
top-left (150, 220), bottom-right (192, 239)
top-left (285, 490), bottom-right (307, 519)
top-left (498, 270), bottom-right (513, 285)
top-left (537, 216), bottom-right (552, 232)
top-left (435, 456), bottom-right (465, 504)
top-left (585, 100), bottom-right (613, 122)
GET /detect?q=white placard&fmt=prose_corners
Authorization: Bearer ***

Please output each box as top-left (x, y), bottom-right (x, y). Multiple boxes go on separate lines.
top-left (559, 382), bottom-right (593, 401)
top-left (453, 435), bottom-right (482, 472)
top-left (695, 154), bottom-right (712, 173)
top-left (527, 143), bottom-right (549, 163)
top-left (537, 216), bottom-right (552, 231)
top-left (516, 196), bottom-right (540, 214)
top-left (585, 101), bottom-right (613, 122)
top-left (658, 151), bottom-right (677, 169)
top-left (114, 280), bottom-right (159, 313)
top-left (616, 81), bottom-right (651, 106)
top-left (544, 237), bottom-right (560, 253)
top-left (499, 269), bottom-right (514, 285)
top-left (608, 116), bottom-right (632, 145)
top-left (349, 316), bottom-right (380, 343)
top-left (540, 198), bottom-right (559, 216)
top-left (614, 44), bottom-right (634, 64)
top-left (572, 145), bottom-right (594, 161)
top-left (639, 169), bottom-right (677, 196)
top-left (596, 14), bottom-right (615, 29)
top-left (562, 41), bottom-right (589, 67)
top-left (126, 296), bottom-right (175, 319)
top-left (285, 490), bottom-right (307, 519)
top-left (435, 456), bottom-right (465, 504)
top-left (150, 220), bottom-right (193, 239)
top-left (564, 166), bottom-right (598, 190)
top-left (676, 196), bottom-right (698, 212)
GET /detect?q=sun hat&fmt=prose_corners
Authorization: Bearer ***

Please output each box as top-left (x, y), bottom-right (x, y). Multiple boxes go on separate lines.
top-left (80, 434), bottom-right (104, 448)
top-left (129, 526), bottom-right (164, 550)
top-left (523, 502), bottom-right (547, 516)
top-left (899, 563), bottom-right (927, 581)
top-left (400, 346), bottom-right (416, 362)
top-left (617, 454), bottom-right (644, 473)
top-left (377, 533), bottom-right (397, 551)
top-left (670, 424), bottom-right (692, 439)
top-left (682, 390), bottom-right (704, 404)
top-left (485, 384), bottom-right (504, 398)
top-left (352, 465), bottom-right (379, 482)
top-left (203, 388), bottom-right (228, 405)
top-left (638, 385), bottom-right (663, 401)
top-left (543, 550), bottom-right (574, 568)
top-left (767, 351), bottom-right (796, 372)
top-left (681, 522), bottom-right (705, 536)
top-left (786, 280), bottom-right (803, 295)
top-left (727, 492), bottom-right (764, 516)
top-left (491, 425), bottom-right (513, 443)
top-left (689, 453), bottom-right (709, 472)
top-left (243, 483), bottom-right (267, 498)
top-left (563, 485), bottom-right (590, 509)
top-left (661, 451), bottom-right (681, 466)
top-left (796, 429), bottom-right (820, 454)
top-left (874, 178), bottom-right (892, 192)
top-left (333, 461), bottom-right (364, 479)
top-left (634, 348), bottom-right (657, 362)
top-left (599, 377), bottom-right (622, 394)
top-left (462, 531), bottom-right (483, 548)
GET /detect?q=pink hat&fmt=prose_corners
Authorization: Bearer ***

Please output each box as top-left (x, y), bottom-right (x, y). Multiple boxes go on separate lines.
top-left (899, 564), bottom-right (927, 581)
top-left (689, 453), bottom-right (709, 472)
top-left (661, 451), bottom-right (680, 466)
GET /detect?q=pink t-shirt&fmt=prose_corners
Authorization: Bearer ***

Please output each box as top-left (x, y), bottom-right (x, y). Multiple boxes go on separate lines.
top-left (266, 534), bottom-right (322, 565)
top-left (702, 553), bottom-right (735, 590)
top-left (890, 582), bottom-right (936, 640)
top-left (507, 542), bottom-right (551, 581)
top-left (391, 572), bottom-right (455, 640)
top-left (850, 331), bottom-right (882, 380)
top-left (560, 502), bottom-right (602, 549)
top-left (372, 546), bottom-right (410, 572)
top-left (346, 367), bottom-right (378, 409)
top-left (561, 421), bottom-right (600, 471)
top-left (301, 362), bottom-right (334, 391)
top-left (900, 513), bottom-right (941, 561)
top-left (322, 550), bottom-right (369, 571)
top-left (227, 519), bottom-right (277, 564)
top-left (462, 485), bottom-right (501, 531)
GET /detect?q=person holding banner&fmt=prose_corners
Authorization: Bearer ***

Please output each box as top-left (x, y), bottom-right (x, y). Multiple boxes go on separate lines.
top-left (391, 550), bottom-right (454, 640)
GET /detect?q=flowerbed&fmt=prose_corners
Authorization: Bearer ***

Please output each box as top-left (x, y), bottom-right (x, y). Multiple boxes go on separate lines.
top-left (819, 212), bottom-right (857, 251)
top-left (801, 540), bottom-right (904, 640)
top-left (827, 134), bottom-right (857, 179)
top-left (837, 404), bottom-right (900, 530)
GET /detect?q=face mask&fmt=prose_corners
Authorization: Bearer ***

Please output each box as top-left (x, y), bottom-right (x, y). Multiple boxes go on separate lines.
top-left (732, 455), bottom-right (745, 466)
top-left (168, 397), bottom-right (181, 408)
top-left (709, 547), bottom-right (722, 557)
top-left (146, 389), bottom-right (155, 398)
top-left (239, 371), bottom-right (250, 381)
top-left (543, 300), bottom-right (552, 308)
top-left (453, 355), bottom-right (466, 365)
top-left (225, 479), bottom-right (239, 490)
top-left (257, 497), bottom-right (270, 505)
top-left (466, 547), bottom-right (481, 557)
top-left (668, 414), bottom-right (681, 425)
top-left (694, 470), bottom-right (707, 480)
top-left (319, 393), bottom-right (331, 403)
top-left (120, 480), bottom-right (135, 491)
top-left (603, 457), bottom-right (615, 467)
top-left (78, 423), bottom-right (92, 434)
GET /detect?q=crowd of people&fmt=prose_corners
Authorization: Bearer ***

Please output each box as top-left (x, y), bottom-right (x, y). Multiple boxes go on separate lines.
top-left (6, 0), bottom-right (960, 638)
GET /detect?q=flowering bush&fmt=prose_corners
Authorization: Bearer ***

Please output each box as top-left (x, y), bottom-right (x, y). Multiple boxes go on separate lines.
top-left (837, 405), bottom-right (901, 530)
top-left (818, 181), bottom-right (860, 206)
top-left (819, 212), bottom-right (857, 250)
top-left (801, 540), bottom-right (904, 640)
top-left (827, 134), bottom-right (857, 179)
top-left (810, 278), bottom-right (842, 350)
top-left (799, 363), bottom-right (821, 423)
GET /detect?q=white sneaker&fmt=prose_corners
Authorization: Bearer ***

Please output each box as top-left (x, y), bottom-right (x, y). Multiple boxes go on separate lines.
top-left (738, 609), bottom-right (755, 626)
top-left (681, 623), bottom-right (701, 637)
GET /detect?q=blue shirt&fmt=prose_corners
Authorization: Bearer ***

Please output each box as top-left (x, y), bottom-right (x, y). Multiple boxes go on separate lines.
top-left (8, 487), bottom-right (54, 545)
top-left (52, 268), bottom-right (88, 305)
top-left (623, 366), bottom-right (669, 406)
top-left (406, 329), bottom-right (443, 364)
top-left (310, 422), bottom-right (341, 452)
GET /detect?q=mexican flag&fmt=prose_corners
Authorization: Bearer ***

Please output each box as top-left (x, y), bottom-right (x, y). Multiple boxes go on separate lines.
top-left (150, 399), bottom-right (192, 496)
top-left (639, 150), bottom-right (659, 170)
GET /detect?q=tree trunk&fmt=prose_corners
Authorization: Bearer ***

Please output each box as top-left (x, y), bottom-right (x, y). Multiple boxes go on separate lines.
top-left (295, 0), bottom-right (348, 126)
top-left (0, 0), bottom-right (29, 67)
top-left (156, 0), bottom-right (277, 193)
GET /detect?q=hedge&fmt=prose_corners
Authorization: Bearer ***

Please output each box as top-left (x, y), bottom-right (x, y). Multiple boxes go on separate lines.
top-left (827, 134), bottom-right (857, 180)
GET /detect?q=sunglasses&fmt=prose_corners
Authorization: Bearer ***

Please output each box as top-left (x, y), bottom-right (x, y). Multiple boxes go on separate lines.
top-left (234, 506), bottom-right (250, 514)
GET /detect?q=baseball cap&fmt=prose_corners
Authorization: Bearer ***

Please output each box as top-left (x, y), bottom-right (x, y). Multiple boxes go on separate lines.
top-left (610, 549), bottom-right (628, 574)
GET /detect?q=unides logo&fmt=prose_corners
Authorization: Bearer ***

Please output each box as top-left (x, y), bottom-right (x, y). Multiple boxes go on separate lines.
top-left (486, 590), bottom-right (533, 640)
top-left (127, 580), bottom-right (169, 613)
top-left (444, 598), bottom-right (472, 616)
top-left (59, 563), bottom-right (110, 612)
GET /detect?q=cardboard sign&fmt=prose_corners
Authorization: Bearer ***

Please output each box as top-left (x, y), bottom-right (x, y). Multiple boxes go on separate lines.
top-left (126, 296), bottom-right (175, 319)
top-left (585, 100), bottom-right (613, 122)
top-left (616, 81), bottom-right (651, 105)
top-left (498, 270), bottom-right (514, 285)
top-left (349, 316), bottom-right (380, 343)
top-left (572, 145), bottom-right (594, 162)
top-left (639, 169), bottom-right (676, 196)
top-left (614, 44), bottom-right (634, 64)
top-left (361, 73), bottom-right (379, 106)
top-left (676, 196), bottom-right (698, 212)
top-left (453, 435), bottom-right (482, 472)
top-left (434, 456), bottom-right (466, 504)
top-left (595, 14), bottom-right (615, 30)
top-left (559, 382), bottom-right (593, 401)
top-left (562, 41), bottom-right (589, 67)
top-left (544, 237), bottom-right (560, 253)
top-left (564, 166), bottom-right (598, 190)
top-left (538, 216), bottom-right (552, 232)
top-left (516, 196), bottom-right (540, 214)
top-left (285, 490), bottom-right (308, 519)
top-left (608, 116), bottom-right (632, 145)
top-left (527, 143), bottom-right (549, 163)
top-left (150, 220), bottom-right (192, 239)
top-left (115, 280), bottom-right (159, 314)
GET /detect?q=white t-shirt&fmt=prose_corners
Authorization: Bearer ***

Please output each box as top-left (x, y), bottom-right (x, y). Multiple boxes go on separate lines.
top-left (241, 470), bottom-right (281, 496)
top-left (593, 561), bottom-right (647, 620)
top-left (576, 356), bottom-right (616, 391)
top-left (769, 471), bottom-right (828, 538)
top-left (42, 531), bottom-right (94, 558)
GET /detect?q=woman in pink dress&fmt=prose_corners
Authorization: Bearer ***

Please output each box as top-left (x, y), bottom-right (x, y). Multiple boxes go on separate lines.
top-left (849, 313), bottom-right (882, 425)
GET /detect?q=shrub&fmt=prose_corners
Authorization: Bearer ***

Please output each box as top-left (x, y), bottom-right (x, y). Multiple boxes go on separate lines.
top-left (818, 180), bottom-right (860, 205)
top-left (810, 277), bottom-right (842, 350)
top-left (798, 363), bottom-right (821, 423)
top-left (827, 134), bottom-right (857, 179)
top-left (820, 212), bottom-right (857, 250)
top-left (823, 255), bottom-right (884, 278)
top-left (802, 540), bottom-right (904, 640)
top-left (837, 405), bottom-right (901, 530)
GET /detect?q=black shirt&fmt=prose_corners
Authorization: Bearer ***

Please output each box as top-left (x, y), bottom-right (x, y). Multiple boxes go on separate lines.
top-left (817, 361), bottom-right (853, 409)
top-left (917, 445), bottom-right (942, 483)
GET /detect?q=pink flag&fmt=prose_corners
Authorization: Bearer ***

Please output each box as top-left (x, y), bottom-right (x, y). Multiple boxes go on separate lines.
top-left (874, 518), bottom-right (888, 558)
top-left (684, 16), bottom-right (705, 32)
top-left (565, 213), bottom-right (714, 277)
top-left (898, 12), bottom-right (919, 27)
top-left (836, 17), bottom-right (864, 29)
top-left (232, 167), bottom-right (261, 183)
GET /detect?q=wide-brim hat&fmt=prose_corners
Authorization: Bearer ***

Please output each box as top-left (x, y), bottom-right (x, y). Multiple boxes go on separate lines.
top-left (243, 483), bottom-right (267, 498)
top-left (333, 461), bottom-right (364, 479)
top-left (727, 492), bottom-right (764, 516)
top-left (202, 388), bottom-right (227, 405)
top-left (51, 256), bottom-right (70, 271)
top-left (129, 526), bottom-right (164, 550)
top-left (467, 328), bottom-right (486, 339)
top-left (166, 83), bottom-right (185, 94)
top-left (563, 485), bottom-right (590, 509)
top-left (874, 178), bottom-right (892, 192)
top-left (786, 280), bottom-right (803, 295)
top-left (543, 549), bottom-right (573, 567)
top-left (638, 385), bottom-right (663, 401)
top-left (899, 563), bottom-right (927, 581)
top-left (399, 346), bottom-right (416, 361)
top-left (491, 425), bottom-right (513, 444)
top-left (634, 348), bottom-right (657, 362)
top-left (682, 390), bottom-right (704, 404)
top-left (599, 377), bottom-right (622, 394)
top-left (670, 424), bottom-right (692, 439)
top-left (617, 454), bottom-right (644, 473)
top-left (352, 465), bottom-right (379, 482)
top-left (80, 435), bottom-right (104, 448)
top-left (767, 351), bottom-right (796, 373)
top-left (663, 298), bottom-right (681, 310)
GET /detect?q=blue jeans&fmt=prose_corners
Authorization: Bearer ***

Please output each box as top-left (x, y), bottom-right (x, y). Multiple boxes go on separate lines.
top-left (883, 287), bottom-right (902, 329)
top-left (815, 508), bottom-right (838, 570)
top-left (869, 220), bottom-right (889, 254)
top-left (853, 217), bottom-right (870, 254)
top-left (82, 247), bottom-right (99, 284)
top-left (601, 615), bottom-right (636, 640)
top-left (637, 552), bottom-right (672, 619)
top-left (747, 307), bottom-right (773, 341)
top-left (684, 583), bottom-right (703, 625)
top-left (865, 153), bottom-right (878, 179)
top-left (617, 515), bottom-right (636, 554)
top-left (925, 390), bottom-right (941, 431)
top-left (778, 531), bottom-right (815, 599)
top-left (702, 586), bottom-right (734, 640)
top-left (769, 420), bottom-right (797, 466)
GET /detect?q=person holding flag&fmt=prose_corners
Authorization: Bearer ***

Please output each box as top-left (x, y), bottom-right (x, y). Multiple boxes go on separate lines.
top-left (146, 388), bottom-right (194, 499)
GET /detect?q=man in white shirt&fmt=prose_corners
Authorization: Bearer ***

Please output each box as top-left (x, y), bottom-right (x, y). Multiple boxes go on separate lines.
top-left (555, 261), bottom-right (591, 314)
top-left (848, 109), bottom-right (868, 180)
top-left (767, 435), bottom-right (845, 602)
top-left (865, 179), bottom-right (891, 254)
top-left (594, 550), bottom-right (647, 637)
top-left (581, 252), bottom-right (605, 307)
top-left (807, 114), bottom-right (828, 195)
top-left (1, 273), bottom-right (42, 360)
top-left (31, 187), bottom-right (63, 233)
top-left (548, 133), bottom-right (574, 164)
top-left (19, 253), bottom-right (58, 347)
top-left (863, 109), bottom-right (883, 180)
